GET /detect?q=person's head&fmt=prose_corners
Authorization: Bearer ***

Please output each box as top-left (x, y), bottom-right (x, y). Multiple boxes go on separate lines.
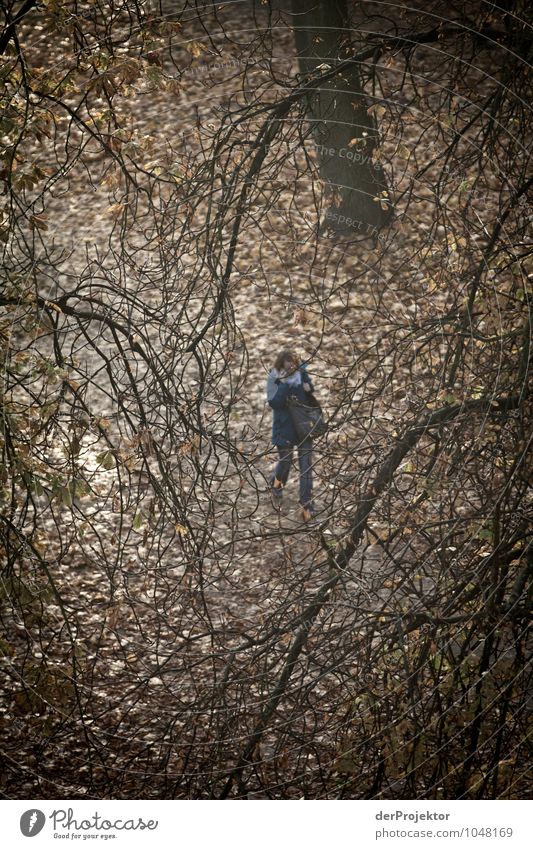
top-left (274, 349), bottom-right (299, 373)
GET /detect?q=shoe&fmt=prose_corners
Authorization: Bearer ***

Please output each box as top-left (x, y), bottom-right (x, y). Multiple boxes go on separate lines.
top-left (270, 477), bottom-right (283, 510)
top-left (300, 504), bottom-right (316, 522)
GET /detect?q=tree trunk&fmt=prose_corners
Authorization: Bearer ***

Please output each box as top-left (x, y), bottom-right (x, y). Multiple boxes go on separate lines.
top-left (290, 0), bottom-right (391, 235)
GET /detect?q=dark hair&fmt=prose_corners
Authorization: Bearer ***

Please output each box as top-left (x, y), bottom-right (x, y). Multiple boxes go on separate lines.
top-left (273, 349), bottom-right (299, 371)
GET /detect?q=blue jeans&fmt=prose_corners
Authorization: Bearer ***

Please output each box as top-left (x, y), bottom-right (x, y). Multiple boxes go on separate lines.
top-left (269, 440), bottom-right (314, 508)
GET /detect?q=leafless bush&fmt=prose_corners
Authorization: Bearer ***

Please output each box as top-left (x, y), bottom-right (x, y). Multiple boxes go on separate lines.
top-left (0, 0), bottom-right (531, 798)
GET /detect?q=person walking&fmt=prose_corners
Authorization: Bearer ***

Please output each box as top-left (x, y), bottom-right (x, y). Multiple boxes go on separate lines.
top-left (266, 349), bottom-right (316, 521)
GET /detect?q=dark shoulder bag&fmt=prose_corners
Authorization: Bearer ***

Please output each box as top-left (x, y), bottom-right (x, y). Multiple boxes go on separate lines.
top-left (286, 391), bottom-right (327, 441)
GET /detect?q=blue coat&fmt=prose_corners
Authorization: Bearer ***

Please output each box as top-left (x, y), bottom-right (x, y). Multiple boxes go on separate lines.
top-left (266, 364), bottom-right (315, 447)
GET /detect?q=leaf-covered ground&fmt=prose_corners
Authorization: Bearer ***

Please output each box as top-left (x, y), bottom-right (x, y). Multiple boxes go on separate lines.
top-left (1, 1), bottom-right (531, 799)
